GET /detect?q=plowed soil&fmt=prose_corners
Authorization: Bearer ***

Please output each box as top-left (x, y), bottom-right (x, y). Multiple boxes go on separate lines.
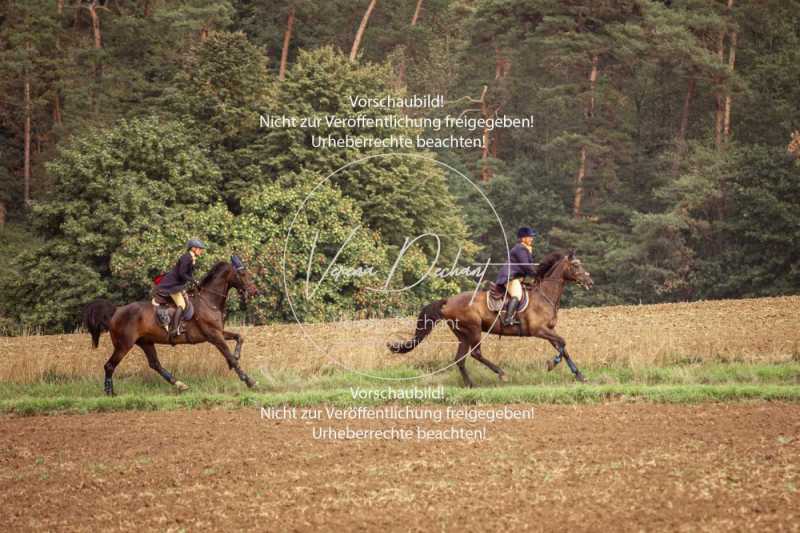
top-left (2, 403), bottom-right (799, 531)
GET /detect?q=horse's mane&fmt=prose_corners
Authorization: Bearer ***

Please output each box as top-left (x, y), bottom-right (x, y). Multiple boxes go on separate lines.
top-left (533, 251), bottom-right (568, 279)
top-left (200, 261), bottom-right (230, 286)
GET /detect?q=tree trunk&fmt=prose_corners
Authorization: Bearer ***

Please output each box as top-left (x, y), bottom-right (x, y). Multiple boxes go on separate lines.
top-left (350, 0), bottom-right (377, 62)
top-left (714, 18), bottom-right (725, 150)
top-left (24, 77), bottom-right (32, 207)
top-left (573, 146), bottom-right (587, 218)
top-left (88, 2), bottom-right (102, 49)
top-left (411, 0), bottom-right (423, 25)
top-left (573, 54), bottom-right (598, 218)
top-left (672, 77), bottom-right (696, 174)
top-left (788, 131), bottom-right (800, 162)
top-left (52, 93), bottom-right (62, 126)
top-left (587, 54), bottom-right (598, 119)
top-left (398, 0), bottom-right (423, 84)
top-left (723, 1), bottom-right (737, 142)
top-left (494, 46), bottom-right (511, 80)
top-left (0, 201), bottom-right (6, 226)
top-left (84, 1), bottom-right (103, 115)
top-left (57, 0), bottom-right (64, 15)
top-left (279, 6), bottom-right (295, 81)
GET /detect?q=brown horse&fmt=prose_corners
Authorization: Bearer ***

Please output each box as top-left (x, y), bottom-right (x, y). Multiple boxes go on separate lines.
top-left (388, 250), bottom-right (593, 387)
top-left (83, 258), bottom-right (259, 395)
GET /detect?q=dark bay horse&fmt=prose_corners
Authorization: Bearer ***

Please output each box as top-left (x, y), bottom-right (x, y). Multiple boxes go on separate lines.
top-left (389, 251), bottom-right (593, 387)
top-left (83, 259), bottom-right (259, 395)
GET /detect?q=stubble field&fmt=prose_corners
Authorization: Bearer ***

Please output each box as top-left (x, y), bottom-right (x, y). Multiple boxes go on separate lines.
top-left (1, 296), bottom-right (799, 531)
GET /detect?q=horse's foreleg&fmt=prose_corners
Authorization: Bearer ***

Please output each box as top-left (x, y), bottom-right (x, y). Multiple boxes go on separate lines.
top-left (545, 339), bottom-right (563, 371)
top-left (137, 341), bottom-right (188, 392)
top-left (103, 342), bottom-right (133, 396)
top-left (223, 330), bottom-right (244, 361)
top-left (563, 353), bottom-right (585, 382)
top-left (208, 333), bottom-right (257, 388)
top-left (539, 330), bottom-right (586, 382)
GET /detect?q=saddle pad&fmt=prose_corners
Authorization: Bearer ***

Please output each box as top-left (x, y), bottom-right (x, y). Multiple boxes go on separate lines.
top-left (151, 297), bottom-right (195, 330)
top-left (487, 289), bottom-right (529, 314)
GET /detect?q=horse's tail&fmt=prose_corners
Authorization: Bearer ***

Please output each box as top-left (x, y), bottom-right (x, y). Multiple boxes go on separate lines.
top-left (388, 299), bottom-right (447, 354)
top-left (83, 299), bottom-right (117, 348)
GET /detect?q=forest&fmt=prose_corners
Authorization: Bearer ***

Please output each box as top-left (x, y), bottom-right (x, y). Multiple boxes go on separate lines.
top-left (0, 0), bottom-right (799, 333)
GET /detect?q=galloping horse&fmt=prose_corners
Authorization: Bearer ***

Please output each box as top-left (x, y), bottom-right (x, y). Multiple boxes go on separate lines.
top-left (83, 258), bottom-right (259, 395)
top-left (389, 250), bottom-right (593, 387)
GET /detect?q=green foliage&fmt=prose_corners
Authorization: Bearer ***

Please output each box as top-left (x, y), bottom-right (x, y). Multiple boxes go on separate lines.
top-left (7, 117), bottom-right (222, 330)
top-left (1, 0), bottom-right (800, 333)
top-left (35, 116), bottom-right (220, 263)
top-left (630, 143), bottom-right (800, 300)
top-left (0, 224), bottom-right (43, 332)
top-left (113, 170), bottom-right (464, 324)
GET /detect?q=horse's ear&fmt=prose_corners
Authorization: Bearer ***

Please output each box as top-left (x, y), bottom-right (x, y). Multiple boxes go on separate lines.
top-left (568, 249), bottom-right (576, 259)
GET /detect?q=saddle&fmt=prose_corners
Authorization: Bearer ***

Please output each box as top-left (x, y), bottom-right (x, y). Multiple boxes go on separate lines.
top-left (486, 282), bottom-right (530, 314)
top-left (151, 291), bottom-right (195, 331)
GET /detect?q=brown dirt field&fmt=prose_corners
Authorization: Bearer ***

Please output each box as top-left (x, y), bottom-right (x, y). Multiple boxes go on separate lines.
top-left (2, 295), bottom-right (799, 383)
top-left (2, 403), bottom-right (799, 532)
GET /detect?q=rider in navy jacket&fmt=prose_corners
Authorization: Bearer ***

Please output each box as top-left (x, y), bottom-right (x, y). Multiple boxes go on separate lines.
top-left (495, 227), bottom-right (538, 326)
top-left (157, 239), bottom-right (206, 343)
top-left (158, 251), bottom-right (198, 294)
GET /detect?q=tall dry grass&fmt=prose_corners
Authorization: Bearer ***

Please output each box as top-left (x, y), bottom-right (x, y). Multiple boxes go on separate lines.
top-left (0, 296), bottom-right (798, 384)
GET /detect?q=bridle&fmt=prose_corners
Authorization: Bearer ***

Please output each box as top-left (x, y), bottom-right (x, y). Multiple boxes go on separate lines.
top-left (196, 264), bottom-right (249, 301)
top-left (525, 256), bottom-right (575, 312)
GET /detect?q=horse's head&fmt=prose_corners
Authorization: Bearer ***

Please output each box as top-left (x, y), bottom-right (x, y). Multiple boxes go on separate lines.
top-left (563, 250), bottom-right (593, 289)
top-left (229, 256), bottom-right (259, 300)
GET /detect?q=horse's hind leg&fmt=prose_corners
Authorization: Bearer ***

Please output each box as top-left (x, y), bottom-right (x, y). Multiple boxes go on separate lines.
top-left (453, 338), bottom-right (474, 388)
top-left (103, 342), bottom-right (133, 396)
top-left (137, 341), bottom-right (188, 392)
top-left (471, 346), bottom-right (508, 383)
top-left (223, 330), bottom-right (244, 361)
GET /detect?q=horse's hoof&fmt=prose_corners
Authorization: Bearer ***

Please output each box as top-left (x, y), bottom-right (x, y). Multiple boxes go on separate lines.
top-left (499, 373), bottom-right (510, 383)
top-left (546, 360), bottom-right (555, 372)
top-left (245, 378), bottom-right (258, 389)
top-left (575, 372), bottom-right (587, 383)
top-left (174, 381), bottom-right (189, 392)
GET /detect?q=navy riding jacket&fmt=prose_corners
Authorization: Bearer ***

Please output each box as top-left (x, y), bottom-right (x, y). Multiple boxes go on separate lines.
top-left (157, 252), bottom-right (196, 293)
top-left (495, 243), bottom-right (536, 286)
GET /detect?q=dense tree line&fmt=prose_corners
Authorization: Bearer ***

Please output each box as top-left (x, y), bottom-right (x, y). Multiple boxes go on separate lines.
top-left (0, 0), bottom-right (798, 332)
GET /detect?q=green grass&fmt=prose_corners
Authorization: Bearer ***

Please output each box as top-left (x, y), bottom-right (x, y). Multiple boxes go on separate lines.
top-left (1, 361), bottom-right (799, 415)
top-left (2, 385), bottom-right (799, 416)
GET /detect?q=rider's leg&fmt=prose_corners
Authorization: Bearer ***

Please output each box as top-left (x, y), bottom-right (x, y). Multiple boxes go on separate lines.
top-left (169, 291), bottom-right (186, 343)
top-left (502, 278), bottom-right (523, 326)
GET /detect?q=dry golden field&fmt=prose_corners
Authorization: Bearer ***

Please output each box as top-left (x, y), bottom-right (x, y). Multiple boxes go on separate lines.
top-left (0, 295), bottom-right (798, 384)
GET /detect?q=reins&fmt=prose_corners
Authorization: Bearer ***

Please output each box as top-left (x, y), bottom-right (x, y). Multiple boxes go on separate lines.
top-left (192, 267), bottom-right (244, 310)
top-left (527, 257), bottom-right (569, 313)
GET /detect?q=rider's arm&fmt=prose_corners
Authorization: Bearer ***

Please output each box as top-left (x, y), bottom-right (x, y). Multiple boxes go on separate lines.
top-left (512, 245), bottom-right (537, 277)
top-left (176, 254), bottom-right (195, 285)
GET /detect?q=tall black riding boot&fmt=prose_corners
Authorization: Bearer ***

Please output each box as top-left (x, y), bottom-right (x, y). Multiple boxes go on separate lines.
top-left (169, 307), bottom-right (184, 345)
top-left (502, 297), bottom-right (520, 326)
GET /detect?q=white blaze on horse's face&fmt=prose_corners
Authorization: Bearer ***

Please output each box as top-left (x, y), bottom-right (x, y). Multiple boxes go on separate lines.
top-left (570, 258), bottom-right (594, 289)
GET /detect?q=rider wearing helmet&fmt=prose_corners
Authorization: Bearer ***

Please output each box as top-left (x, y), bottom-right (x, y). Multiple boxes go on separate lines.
top-left (157, 238), bottom-right (206, 342)
top-left (495, 227), bottom-right (538, 326)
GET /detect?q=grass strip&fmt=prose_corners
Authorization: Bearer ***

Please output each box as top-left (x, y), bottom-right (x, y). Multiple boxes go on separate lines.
top-left (3, 384), bottom-right (800, 415)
